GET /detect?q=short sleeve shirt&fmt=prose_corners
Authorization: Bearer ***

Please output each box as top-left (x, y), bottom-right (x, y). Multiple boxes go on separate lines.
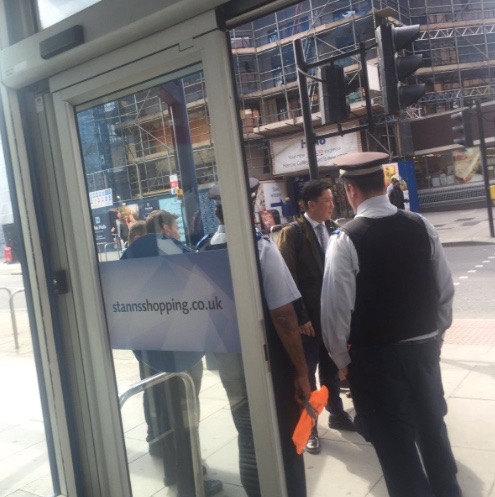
top-left (257, 236), bottom-right (301, 310)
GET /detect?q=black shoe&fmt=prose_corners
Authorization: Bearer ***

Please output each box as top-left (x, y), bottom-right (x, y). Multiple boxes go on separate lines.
top-left (204, 478), bottom-right (223, 497)
top-left (163, 473), bottom-right (177, 486)
top-left (148, 442), bottom-right (163, 458)
top-left (305, 432), bottom-right (321, 454)
top-left (329, 412), bottom-right (356, 431)
top-left (176, 478), bottom-right (223, 497)
top-left (163, 464), bottom-right (209, 488)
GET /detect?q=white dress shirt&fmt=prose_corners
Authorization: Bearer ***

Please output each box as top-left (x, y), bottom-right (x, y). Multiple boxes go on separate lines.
top-left (320, 194), bottom-right (454, 369)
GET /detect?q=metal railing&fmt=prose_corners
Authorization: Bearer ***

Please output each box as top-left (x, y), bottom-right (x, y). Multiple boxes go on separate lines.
top-left (0, 287), bottom-right (25, 349)
top-left (119, 370), bottom-right (205, 497)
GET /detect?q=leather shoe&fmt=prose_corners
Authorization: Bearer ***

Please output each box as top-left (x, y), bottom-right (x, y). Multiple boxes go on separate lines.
top-left (328, 411), bottom-right (356, 431)
top-left (204, 478), bottom-right (223, 497)
top-left (177, 478), bottom-right (223, 497)
top-left (305, 432), bottom-right (321, 454)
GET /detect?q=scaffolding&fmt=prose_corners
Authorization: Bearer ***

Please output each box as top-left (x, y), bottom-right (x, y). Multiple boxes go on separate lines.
top-left (230, 0), bottom-right (495, 150)
top-left (81, 72), bottom-right (216, 203)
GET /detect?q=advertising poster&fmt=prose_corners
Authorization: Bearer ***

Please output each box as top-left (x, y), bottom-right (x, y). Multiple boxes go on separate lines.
top-left (272, 132), bottom-right (359, 175)
top-left (255, 180), bottom-right (288, 224)
top-left (100, 250), bottom-right (240, 353)
top-left (159, 196), bottom-right (185, 240)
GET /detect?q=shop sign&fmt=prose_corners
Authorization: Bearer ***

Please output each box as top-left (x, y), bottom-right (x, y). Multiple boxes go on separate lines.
top-left (272, 132), bottom-right (359, 175)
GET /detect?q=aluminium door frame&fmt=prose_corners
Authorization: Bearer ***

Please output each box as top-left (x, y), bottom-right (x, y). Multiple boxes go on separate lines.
top-left (46, 16), bottom-right (289, 497)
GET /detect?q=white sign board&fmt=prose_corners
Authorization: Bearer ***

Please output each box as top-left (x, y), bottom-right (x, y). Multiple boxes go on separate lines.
top-left (89, 188), bottom-right (113, 209)
top-left (272, 132), bottom-right (359, 175)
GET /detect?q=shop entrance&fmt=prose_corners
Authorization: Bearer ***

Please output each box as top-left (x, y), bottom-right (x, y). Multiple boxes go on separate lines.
top-left (1, 8), bottom-right (290, 497)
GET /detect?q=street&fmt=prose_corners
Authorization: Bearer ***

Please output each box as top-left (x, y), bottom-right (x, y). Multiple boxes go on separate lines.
top-left (445, 244), bottom-right (495, 319)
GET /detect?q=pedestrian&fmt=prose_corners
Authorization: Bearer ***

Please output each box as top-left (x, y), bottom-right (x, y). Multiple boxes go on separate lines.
top-left (320, 151), bottom-right (462, 497)
top-left (277, 180), bottom-right (355, 456)
top-left (125, 209), bottom-right (222, 497)
top-left (198, 180), bottom-right (311, 497)
top-left (388, 176), bottom-right (405, 209)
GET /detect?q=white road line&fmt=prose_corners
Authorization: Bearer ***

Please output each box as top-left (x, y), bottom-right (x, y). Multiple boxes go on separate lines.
top-left (475, 265), bottom-right (483, 268)
top-left (459, 276), bottom-right (468, 279)
top-left (467, 270), bottom-right (476, 273)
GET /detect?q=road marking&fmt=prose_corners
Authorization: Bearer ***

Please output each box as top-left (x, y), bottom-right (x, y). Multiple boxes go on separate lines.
top-left (482, 260), bottom-right (490, 263)
top-left (454, 282), bottom-right (460, 286)
top-left (475, 265), bottom-right (483, 268)
top-left (459, 276), bottom-right (468, 279)
top-left (468, 270), bottom-right (476, 273)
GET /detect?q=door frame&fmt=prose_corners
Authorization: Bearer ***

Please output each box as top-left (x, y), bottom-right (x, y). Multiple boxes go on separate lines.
top-left (4, 10), bottom-right (289, 497)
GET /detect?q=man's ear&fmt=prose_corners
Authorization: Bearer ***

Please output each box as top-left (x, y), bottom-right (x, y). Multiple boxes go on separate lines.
top-left (344, 182), bottom-right (356, 199)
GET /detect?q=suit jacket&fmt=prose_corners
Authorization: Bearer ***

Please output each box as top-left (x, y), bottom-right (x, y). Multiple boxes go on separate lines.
top-left (277, 215), bottom-right (337, 338)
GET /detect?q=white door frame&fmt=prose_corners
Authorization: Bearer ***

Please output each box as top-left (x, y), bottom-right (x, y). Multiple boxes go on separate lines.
top-left (42, 12), bottom-right (288, 497)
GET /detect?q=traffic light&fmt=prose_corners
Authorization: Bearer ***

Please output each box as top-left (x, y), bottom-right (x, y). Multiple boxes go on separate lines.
top-left (451, 109), bottom-right (474, 147)
top-left (375, 23), bottom-right (425, 115)
top-left (319, 64), bottom-right (350, 125)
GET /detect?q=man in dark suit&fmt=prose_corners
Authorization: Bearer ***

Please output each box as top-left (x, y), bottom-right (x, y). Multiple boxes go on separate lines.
top-left (277, 180), bottom-right (355, 455)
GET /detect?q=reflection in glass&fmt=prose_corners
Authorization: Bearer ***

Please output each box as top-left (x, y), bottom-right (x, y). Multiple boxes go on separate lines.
top-left (76, 68), bottom-right (255, 497)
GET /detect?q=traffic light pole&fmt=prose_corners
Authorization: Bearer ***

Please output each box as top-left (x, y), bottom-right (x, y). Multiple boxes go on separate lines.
top-left (294, 39), bottom-right (319, 179)
top-left (294, 40), bottom-right (374, 179)
top-left (475, 100), bottom-right (495, 237)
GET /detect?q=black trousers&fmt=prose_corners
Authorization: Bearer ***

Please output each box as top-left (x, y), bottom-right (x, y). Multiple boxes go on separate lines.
top-left (349, 339), bottom-right (461, 497)
top-left (302, 335), bottom-right (343, 414)
top-left (139, 358), bottom-right (203, 497)
top-left (267, 330), bottom-right (307, 497)
top-left (214, 352), bottom-right (261, 497)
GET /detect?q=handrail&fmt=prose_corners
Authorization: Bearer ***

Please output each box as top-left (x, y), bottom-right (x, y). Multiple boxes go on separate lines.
top-left (103, 242), bottom-right (120, 261)
top-left (0, 287), bottom-right (24, 349)
top-left (119, 371), bottom-right (205, 497)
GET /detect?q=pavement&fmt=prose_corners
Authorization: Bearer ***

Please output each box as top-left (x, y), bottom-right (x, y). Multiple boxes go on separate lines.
top-left (1, 206), bottom-right (495, 497)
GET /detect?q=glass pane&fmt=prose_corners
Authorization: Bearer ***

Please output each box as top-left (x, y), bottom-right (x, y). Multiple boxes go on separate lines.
top-left (36, 0), bottom-right (101, 29)
top-left (0, 141), bottom-right (56, 495)
top-left (77, 67), bottom-right (255, 497)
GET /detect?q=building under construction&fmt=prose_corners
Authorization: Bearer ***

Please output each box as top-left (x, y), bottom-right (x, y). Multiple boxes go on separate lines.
top-left (230, 0), bottom-right (495, 212)
top-left (80, 0), bottom-right (495, 221)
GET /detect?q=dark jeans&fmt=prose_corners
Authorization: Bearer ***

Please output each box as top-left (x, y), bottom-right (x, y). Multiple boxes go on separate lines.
top-left (302, 335), bottom-right (344, 414)
top-left (349, 340), bottom-right (461, 497)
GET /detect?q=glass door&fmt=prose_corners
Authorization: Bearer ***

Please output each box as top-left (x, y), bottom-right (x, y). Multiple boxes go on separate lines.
top-left (46, 24), bottom-right (286, 497)
top-left (77, 63), bottom-right (252, 497)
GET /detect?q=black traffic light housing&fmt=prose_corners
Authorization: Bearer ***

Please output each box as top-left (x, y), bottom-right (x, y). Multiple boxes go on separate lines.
top-left (451, 109), bottom-right (474, 147)
top-left (319, 64), bottom-right (350, 125)
top-left (376, 23), bottom-right (425, 115)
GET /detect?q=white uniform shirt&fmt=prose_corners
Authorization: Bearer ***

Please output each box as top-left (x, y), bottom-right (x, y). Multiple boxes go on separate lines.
top-left (210, 225), bottom-right (227, 245)
top-left (320, 194), bottom-right (454, 369)
top-left (258, 235), bottom-right (301, 310)
top-left (211, 226), bottom-right (301, 310)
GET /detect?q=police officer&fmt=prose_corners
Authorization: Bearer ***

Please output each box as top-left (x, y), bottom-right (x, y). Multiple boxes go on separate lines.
top-left (320, 152), bottom-right (462, 497)
top-left (201, 180), bottom-right (311, 497)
